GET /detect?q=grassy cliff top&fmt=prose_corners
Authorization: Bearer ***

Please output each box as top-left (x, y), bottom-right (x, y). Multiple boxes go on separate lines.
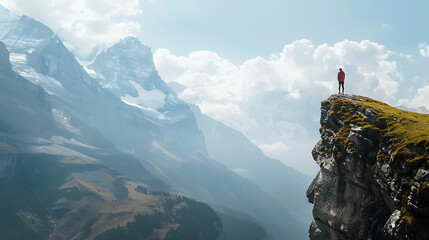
top-left (325, 94), bottom-right (429, 170)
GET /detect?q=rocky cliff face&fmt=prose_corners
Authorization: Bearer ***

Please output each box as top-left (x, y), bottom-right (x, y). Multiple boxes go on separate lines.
top-left (307, 95), bottom-right (429, 240)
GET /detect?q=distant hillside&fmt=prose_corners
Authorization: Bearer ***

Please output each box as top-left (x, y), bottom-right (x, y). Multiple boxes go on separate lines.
top-left (190, 104), bottom-right (312, 228)
top-left (0, 154), bottom-right (225, 240)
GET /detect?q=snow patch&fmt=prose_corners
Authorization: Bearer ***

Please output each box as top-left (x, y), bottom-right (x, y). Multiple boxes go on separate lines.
top-left (102, 81), bottom-right (117, 89)
top-left (9, 53), bottom-right (27, 64)
top-left (84, 67), bottom-right (97, 78)
top-left (121, 80), bottom-right (166, 110)
top-left (9, 54), bottom-right (67, 96)
top-left (121, 99), bottom-right (165, 119)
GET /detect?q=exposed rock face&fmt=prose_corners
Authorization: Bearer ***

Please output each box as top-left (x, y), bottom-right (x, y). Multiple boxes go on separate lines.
top-left (307, 95), bottom-right (429, 240)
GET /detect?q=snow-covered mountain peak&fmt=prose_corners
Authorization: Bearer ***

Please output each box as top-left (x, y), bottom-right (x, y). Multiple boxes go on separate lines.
top-left (1, 15), bottom-right (55, 54)
top-left (87, 36), bottom-right (182, 118)
top-left (106, 36), bottom-right (153, 67)
top-left (116, 37), bottom-right (151, 57)
top-left (120, 36), bottom-right (144, 45)
top-left (0, 6), bottom-right (102, 99)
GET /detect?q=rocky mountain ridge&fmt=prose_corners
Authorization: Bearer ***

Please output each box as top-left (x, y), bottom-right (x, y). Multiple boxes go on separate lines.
top-left (307, 94), bottom-right (429, 240)
top-left (83, 33), bottom-right (308, 239)
top-left (0, 4), bottom-right (309, 239)
top-left (0, 40), bottom-right (224, 239)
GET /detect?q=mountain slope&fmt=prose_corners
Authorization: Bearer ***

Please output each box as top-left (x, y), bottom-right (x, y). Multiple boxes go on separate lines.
top-left (0, 39), bottom-right (224, 239)
top-left (0, 5), bottom-right (273, 240)
top-left (0, 4), bottom-right (311, 238)
top-left (87, 36), bottom-right (308, 239)
top-left (189, 103), bottom-right (312, 225)
top-left (307, 94), bottom-right (429, 240)
top-left (0, 41), bottom-right (54, 142)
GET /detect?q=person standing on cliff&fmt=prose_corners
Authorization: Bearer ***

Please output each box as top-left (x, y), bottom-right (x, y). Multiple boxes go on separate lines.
top-left (337, 68), bottom-right (345, 94)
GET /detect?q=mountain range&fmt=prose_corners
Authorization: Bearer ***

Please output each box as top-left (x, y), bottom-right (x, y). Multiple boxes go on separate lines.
top-left (0, 4), bottom-right (311, 239)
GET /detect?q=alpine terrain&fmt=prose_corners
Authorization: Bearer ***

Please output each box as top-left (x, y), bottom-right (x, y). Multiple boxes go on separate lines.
top-left (0, 4), bottom-right (310, 240)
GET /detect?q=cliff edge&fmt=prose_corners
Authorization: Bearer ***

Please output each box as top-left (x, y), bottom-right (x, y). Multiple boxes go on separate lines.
top-left (307, 94), bottom-right (429, 240)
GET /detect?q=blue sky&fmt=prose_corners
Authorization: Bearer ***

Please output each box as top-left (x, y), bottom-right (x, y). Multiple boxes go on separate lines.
top-left (137, 0), bottom-right (428, 64)
top-left (2, 0), bottom-right (429, 174)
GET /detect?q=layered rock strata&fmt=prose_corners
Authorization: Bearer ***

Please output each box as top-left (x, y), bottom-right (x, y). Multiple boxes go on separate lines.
top-left (307, 95), bottom-right (429, 240)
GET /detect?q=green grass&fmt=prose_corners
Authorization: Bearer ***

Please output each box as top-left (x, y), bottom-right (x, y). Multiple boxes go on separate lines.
top-left (95, 194), bottom-right (223, 240)
top-left (331, 95), bottom-right (429, 167)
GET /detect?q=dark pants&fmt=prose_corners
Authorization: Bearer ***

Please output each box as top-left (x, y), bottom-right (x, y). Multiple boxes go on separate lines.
top-left (338, 81), bottom-right (344, 94)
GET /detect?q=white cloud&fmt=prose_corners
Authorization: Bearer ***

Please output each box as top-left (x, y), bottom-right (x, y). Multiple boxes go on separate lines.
top-left (1, 0), bottom-right (142, 56)
top-left (399, 53), bottom-right (414, 62)
top-left (398, 84), bottom-right (429, 113)
top-left (154, 39), bottom-right (402, 174)
top-left (419, 43), bottom-right (429, 57)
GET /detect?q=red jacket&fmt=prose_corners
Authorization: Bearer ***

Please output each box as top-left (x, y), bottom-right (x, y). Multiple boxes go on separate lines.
top-left (337, 70), bottom-right (345, 82)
